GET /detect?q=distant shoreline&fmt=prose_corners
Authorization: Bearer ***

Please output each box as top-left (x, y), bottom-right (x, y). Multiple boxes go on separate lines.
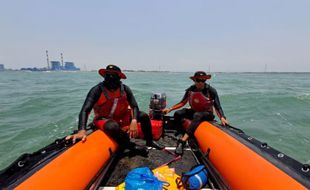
top-left (1, 70), bottom-right (310, 74)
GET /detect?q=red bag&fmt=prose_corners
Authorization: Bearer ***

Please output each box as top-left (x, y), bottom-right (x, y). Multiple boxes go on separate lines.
top-left (137, 120), bottom-right (163, 140)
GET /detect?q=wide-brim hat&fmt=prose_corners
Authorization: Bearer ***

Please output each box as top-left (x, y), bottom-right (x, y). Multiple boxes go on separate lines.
top-left (98, 65), bottom-right (127, 79)
top-left (190, 71), bottom-right (211, 80)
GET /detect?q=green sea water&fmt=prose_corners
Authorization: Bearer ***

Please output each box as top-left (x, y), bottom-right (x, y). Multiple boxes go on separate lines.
top-left (0, 71), bottom-right (309, 169)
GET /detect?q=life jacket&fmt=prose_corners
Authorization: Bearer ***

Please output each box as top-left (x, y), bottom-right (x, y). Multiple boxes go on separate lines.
top-left (93, 84), bottom-right (131, 127)
top-left (188, 91), bottom-right (214, 112)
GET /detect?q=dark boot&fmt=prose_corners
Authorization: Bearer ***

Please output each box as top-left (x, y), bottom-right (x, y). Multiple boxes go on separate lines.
top-left (128, 142), bottom-right (149, 157)
top-left (175, 139), bottom-right (186, 155)
top-left (146, 141), bottom-right (165, 150)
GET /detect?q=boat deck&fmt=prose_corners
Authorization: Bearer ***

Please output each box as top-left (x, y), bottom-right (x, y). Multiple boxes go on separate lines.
top-left (99, 131), bottom-right (207, 188)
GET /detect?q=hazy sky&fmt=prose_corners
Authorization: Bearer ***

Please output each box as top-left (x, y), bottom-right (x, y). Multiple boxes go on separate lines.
top-left (1, 0), bottom-right (310, 72)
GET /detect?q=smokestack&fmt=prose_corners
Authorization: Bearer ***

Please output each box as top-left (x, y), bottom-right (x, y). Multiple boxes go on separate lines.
top-left (61, 53), bottom-right (64, 68)
top-left (46, 50), bottom-right (50, 70)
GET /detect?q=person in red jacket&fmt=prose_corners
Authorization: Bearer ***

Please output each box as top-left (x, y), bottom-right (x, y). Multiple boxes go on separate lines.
top-left (66, 65), bottom-right (164, 155)
top-left (163, 71), bottom-right (229, 155)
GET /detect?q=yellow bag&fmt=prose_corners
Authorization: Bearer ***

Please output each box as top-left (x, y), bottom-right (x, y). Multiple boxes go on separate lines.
top-left (153, 166), bottom-right (185, 190)
top-left (115, 182), bottom-right (125, 190)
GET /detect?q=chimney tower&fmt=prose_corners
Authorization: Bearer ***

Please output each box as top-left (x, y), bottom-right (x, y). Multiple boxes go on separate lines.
top-left (46, 50), bottom-right (50, 70)
top-left (61, 53), bottom-right (64, 68)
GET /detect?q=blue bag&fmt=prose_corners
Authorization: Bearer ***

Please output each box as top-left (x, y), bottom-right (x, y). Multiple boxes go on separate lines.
top-left (125, 167), bottom-right (167, 190)
top-left (181, 165), bottom-right (208, 190)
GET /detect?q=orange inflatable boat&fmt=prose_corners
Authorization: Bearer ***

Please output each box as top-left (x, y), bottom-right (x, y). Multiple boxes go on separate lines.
top-left (0, 118), bottom-right (309, 189)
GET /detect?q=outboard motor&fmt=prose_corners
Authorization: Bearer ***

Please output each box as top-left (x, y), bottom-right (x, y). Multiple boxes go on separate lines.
top-left (149, 93), bottom-right (166, 120)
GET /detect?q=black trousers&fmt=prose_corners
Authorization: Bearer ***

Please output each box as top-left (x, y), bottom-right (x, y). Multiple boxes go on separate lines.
top-left (174, 108), bottom-right (215, 136)
top-left (102, 111), bottom-right (153, 148)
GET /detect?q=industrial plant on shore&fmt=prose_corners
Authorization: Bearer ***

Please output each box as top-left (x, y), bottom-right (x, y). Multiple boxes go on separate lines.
top-left (20, 51), bottom-right (80, 72)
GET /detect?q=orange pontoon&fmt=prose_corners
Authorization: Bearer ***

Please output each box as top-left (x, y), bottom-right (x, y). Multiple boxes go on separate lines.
top-left (195, 122), bottom-right (309, 190)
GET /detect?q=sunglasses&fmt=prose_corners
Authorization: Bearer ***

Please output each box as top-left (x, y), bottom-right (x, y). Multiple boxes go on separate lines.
top-left (105, 73), bottom-right (120, 79)
top-left (106, 72), bottom-right (118, 77)
top-left (195, 79), bottom-right (206, 83)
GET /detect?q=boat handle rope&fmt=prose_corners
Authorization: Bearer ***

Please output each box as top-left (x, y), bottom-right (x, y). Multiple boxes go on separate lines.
top-left (17, 161), bottom-right (25, 167)
top-left (302, 164), bottom-right (310, 173)
top-left (261, 142), bottom-right (268, 148)
top-left (158, 155), bottom-right (182, 168)
top-left (226, 124), bottom-right (244, 134)
top-left (162, 148), bottom-right (178, 157)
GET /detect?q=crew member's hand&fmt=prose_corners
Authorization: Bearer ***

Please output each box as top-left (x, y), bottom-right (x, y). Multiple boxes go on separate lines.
top-left (65, 129), bottom-right (87, 144)
top-left (129, 119), bottom-right (138, 138)
top-left (220, 117), bottom-right (229, 126)
top-left (162, 108), bottom-right (172, 115)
